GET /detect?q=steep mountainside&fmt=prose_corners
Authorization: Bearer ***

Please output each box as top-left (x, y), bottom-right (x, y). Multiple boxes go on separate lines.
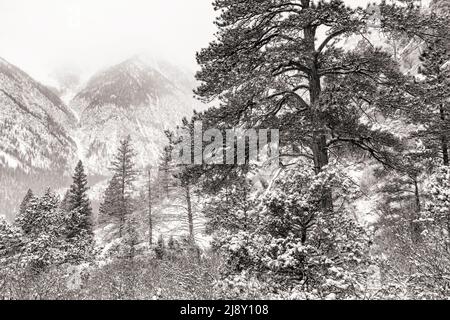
top-left (70, 56), bottom-right (202, 174)
top-left (0, 57), bottom-right (78, 219)
top-left (0, 57), bottom-right (77, 171)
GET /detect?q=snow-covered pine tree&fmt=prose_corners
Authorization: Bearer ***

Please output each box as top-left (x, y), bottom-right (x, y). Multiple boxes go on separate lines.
top-left (56, 161), bottom-right (94, 263)
top-left (18, 189), bottom-right (34, 216)
top-left (0, 218), bottom-right (24, 263)
top-left (59, 189), bottom-right (70, 212)
top-left (101, 136), bottom-right (137, 237)
top-left (194, 0), bottom-right (439, 213)
top-left (15, 189), bottom-right (59, 235)
top-left (14, 190), bottom-right (68, 272)
top-left (66, 161), bottom-right (93, 237)
top-left (157, 144), bottom-right (174, 199)
top-left (413, 37), bottom-right (450, 165)
top-left (99, 174), bottom-right (121, 221)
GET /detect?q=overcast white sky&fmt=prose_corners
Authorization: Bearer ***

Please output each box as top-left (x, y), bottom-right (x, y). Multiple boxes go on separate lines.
top-left (0, 0), bottom-right (217, 84)
top-left (0, 0), bottom-right (430, 85)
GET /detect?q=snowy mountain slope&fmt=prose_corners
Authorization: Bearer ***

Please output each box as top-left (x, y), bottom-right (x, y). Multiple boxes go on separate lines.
top-left (0, 57), bottom-right (77, 172)
top-left (70, 56), bottom-right (203, 174)
top-left (134, 53), bottom-right (198, 96)
top-left (0, 57), bottom-right (79, 220)
top-left (49, 63), bottom-right (86, 106)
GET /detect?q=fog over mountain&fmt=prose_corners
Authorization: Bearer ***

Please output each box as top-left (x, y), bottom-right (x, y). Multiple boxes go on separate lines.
top-left (0, 0), bottom-right (217, 87)
top-left (69, 55), bottom-right (203, 175)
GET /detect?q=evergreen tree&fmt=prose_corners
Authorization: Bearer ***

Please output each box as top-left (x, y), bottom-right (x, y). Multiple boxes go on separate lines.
top-left (59, 189), bottom-right (70, 212)
top-left (412, 38), bottom-right (450, 165)
top-left (0, 218), bottom-right (24, 262)
top-left (158, 145), bottom-right (174, 199)
top-left (101, 136), bottom-right (137, 237)
top-left (18, 189), bottom-right (34, 216)
top-left (99, 174), bottom-right (121, 221)
top-left (194, 0), bottom-right (439, 212)
top-left (14, 190), bottom-right (68, 272)
top-left (66, 161), bottom-right (93, 237)
top-left (15, 189), bottom-right (61, 235)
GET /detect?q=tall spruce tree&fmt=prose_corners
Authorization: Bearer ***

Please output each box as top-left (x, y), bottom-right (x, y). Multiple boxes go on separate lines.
top-left (66, 161), bottom-right (93, 237)
top-left (158, 144), bottom-right (173, 199)
top-left (101, 136), bottom-right (137, 237)
top-left (99, 174), bottom-right (121, 220)
top-left (19, 189), bottom-right (34, 216)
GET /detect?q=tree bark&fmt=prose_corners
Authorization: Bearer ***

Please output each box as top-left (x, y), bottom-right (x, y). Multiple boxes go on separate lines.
top-left (185, 184), bottom-right (194, 245)
top-left (305, 22), bottom-right (333, 212)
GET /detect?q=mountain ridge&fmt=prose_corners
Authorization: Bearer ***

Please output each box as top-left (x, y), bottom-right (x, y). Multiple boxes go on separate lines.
top-left (68, 56), bottom-right (202, 175)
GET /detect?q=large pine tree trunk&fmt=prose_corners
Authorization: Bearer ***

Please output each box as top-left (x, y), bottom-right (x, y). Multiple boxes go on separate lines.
top-left (185, 184), bottom-right (195, 245)
top-left (312, 135), bottom-right (333, 211)
top-left (306, 25), bottom-right (333, 212)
